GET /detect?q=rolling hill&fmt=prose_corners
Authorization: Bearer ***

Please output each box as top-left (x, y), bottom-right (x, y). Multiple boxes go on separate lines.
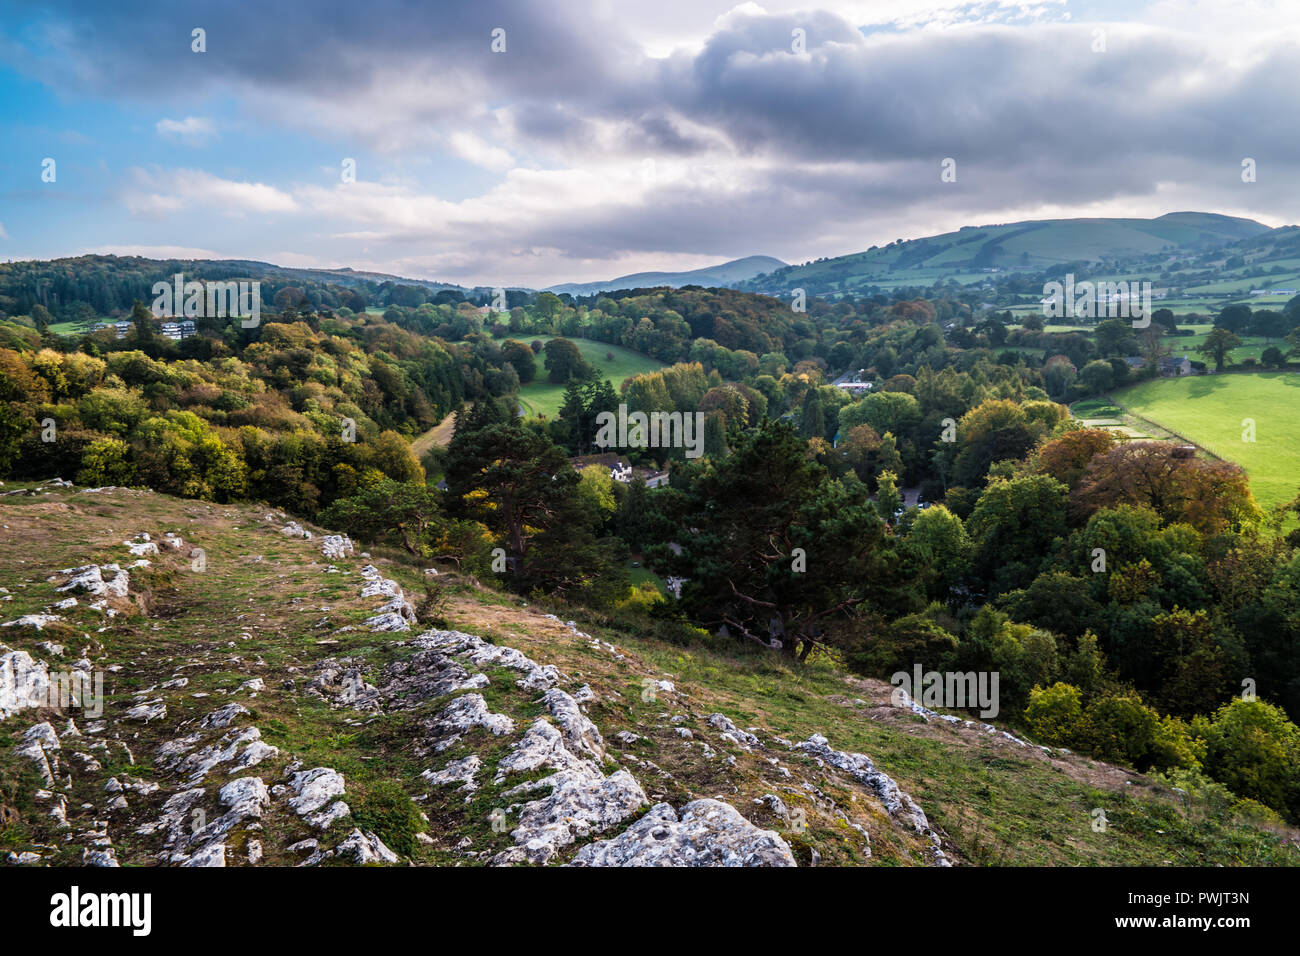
top-left (741, 213), bottom-right (1272, 298)
top-left (545, 256), bottom-right (788, 297)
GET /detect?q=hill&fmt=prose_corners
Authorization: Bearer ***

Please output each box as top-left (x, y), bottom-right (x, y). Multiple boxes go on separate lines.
top-left (1, 482), bottom-right (1295, 867)
top-left (545, 256), bottom-right (788, 297)
top-left (744, 213), bottom-right (1272, 298)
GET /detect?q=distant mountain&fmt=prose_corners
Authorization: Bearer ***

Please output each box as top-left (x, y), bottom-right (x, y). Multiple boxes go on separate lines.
top-left (545, 255), bottom-right (788, 297)
top-left (742, 212), bottom-right (1272, 298)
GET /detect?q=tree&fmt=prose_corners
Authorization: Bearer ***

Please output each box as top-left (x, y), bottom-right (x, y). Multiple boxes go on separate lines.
top-left (1085, 694), bottom-right (1161, 768)
top-left (650, 419), bottom-right (916, 660)
top-left (1198, 698), bottom-right (1300, 819)
top-left (1024, 683), bottom-right (1085, 747)
top-left (1261, 345), bottom-right (1286, 369)
top-left (444, 418), bottom-right (620, 599)
top-left (1035, 428), bottom-right (1114, 489)
top-left (559, 378), bottom-right (618, 455)
top-left (1251, 309), bottom-right (1289, 343)
top-left (501, 339), bottom-right (537, 383)
top-left (319, 479), bottom-right (443, 555)
top-left (837, 424), bottom-right (881, 483)
top-left (445, 420), bottom-right (576, 560)
top-left (949, 399), bottom-right (1046, 488)
top-left (967, 475), bottom-right (1069, 594)
top-left (903, 504), bottom-right (971, 601)
top-left (1216, 303), bottom-right (1252, 334)
top-left (838, 390), bottom-right (921, 438)
top-left (800, 387), bottom-right (825, 440)
top-left (131, 300), bottom-right (155, 344)
top-left (1196, 328), bottom-right (1242, 371)
top-left (1071, 441), bottom-right (1260, 534)
top-left (1077, 359), bottom-right (1115, 395)
top-left (543, 337), bottom-right (592, 384)
top-left (1095, 318), bottom-right (1138, 357)
top-left (875, 469), bottom-right (902, 523)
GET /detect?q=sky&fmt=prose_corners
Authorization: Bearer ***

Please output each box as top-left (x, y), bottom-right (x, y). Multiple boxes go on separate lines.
top-left (1, 0), bottom-right (1297, 288)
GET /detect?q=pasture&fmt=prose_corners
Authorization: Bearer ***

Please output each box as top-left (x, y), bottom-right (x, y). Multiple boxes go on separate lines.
top-left (1113, 372), bottom-right (1300, 513)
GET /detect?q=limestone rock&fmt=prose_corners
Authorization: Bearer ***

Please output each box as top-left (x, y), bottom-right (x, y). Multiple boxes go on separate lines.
top-left (571, 799), bottom-right (796, 867)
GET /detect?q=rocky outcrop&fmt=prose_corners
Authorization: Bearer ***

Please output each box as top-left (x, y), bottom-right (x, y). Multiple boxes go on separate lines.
top-left (571, 799), bottom-right (796, 867)
top-left (0, 645), bottom-right (51, 719)
top-left (796, 733), bottom-right (948, 866)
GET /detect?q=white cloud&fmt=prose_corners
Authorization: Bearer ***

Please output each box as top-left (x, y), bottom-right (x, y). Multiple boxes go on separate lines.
top-left (123, 168), bottom-right (299, 218)
top-left (155, 116), bottom-right (218, 146)
top-left (447, 132), bottom-right (515, 171)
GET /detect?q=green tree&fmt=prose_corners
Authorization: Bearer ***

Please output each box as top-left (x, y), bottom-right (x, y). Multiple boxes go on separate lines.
top-left (1196, 328), bottom-right (1242, 371)
top-left (543, 337), bottom-right (592, 384)
top-left (1198, 698), bottom-right (1300, 819)
top-left (650, 419), bottom-right (916, 660)
top-left (319, 479), bottom-right (443, 555)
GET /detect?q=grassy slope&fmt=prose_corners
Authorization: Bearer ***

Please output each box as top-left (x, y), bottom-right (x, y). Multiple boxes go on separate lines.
top-left (516, 337), bottom-right (664, 418)
top-left (1, 485), bottom-right (1295, 866)
top-left (1113, 373), bottom-right (1300, 511)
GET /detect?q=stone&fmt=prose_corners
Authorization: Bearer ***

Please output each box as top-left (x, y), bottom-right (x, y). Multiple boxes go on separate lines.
top-left (424, 694), bottom-right (514, 752)
top-left (422, 755), bottom-right (482, 793)
top-left (335, 828), bottom-right (399, 865)
top-left (200, 702), bottom-right (249, 729)
top-left (708, 713), bottom-right (760, 747)
top-left (123, 700), bottom-right (167, 723)
top-left (571, 799), bottom-right (796, 867)
top-left (495, 769), bottom-right (647, 866)
top-left (320, 535), bottom-right (355, 560)
top-left (0, 650), bottom-right (51, 717)
top-left (288, 767), bottom-right (346, 817)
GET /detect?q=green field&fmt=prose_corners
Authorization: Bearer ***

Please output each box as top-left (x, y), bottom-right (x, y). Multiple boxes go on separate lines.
top-left (516, 337), bottom-right (665, 418)
top-left (1113, 373), bottom-right (1300, 512)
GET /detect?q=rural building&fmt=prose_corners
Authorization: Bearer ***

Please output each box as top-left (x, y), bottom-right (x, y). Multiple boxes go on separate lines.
top-left (570, 452), bottom-right (633, 482)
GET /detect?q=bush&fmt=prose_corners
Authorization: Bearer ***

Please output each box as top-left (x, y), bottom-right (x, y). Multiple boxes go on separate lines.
top-left (1084, 693), bottom-right (1160, 767)
top-left (1197, 698), bottom-right (1300, 821)
top-left (848, 614), bottom-right (959, 676)
top-left (1024, 682), bottom-right (1084, 747)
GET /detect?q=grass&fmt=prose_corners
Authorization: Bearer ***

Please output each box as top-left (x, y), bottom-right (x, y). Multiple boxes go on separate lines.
top-left (515, 337), bottom-right (665, 419)
top-left (1112, 372), bottom-right (1300, 512)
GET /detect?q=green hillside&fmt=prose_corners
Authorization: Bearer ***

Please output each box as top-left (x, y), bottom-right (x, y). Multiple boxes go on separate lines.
top-left (744, 213), bottom-right (1271, 298)
top-left (516, 337), bottom-right (666, 418)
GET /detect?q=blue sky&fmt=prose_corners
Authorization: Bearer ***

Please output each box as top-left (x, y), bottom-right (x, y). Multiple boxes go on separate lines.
top-left (1, 0), bottom-right (1296, 288)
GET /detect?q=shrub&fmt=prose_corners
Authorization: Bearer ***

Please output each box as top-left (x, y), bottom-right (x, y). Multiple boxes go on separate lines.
top-left (349, 781), bottom-right (423, 857)
top-left (1024, 682), bottom-right (1084, 747)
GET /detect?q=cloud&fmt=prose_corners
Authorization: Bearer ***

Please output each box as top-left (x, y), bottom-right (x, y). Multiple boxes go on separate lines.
top-left (3, 0), bottom-right (1299, 284)
top-left (155, 116), bottom-right (217, 146)
top-left (123, 168), bottom-right (298, 218)
top-left (448, 132), bottom-right (514, 171)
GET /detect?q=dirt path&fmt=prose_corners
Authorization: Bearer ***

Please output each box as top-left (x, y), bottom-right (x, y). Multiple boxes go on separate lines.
top-left (411, 411), bottom-right (457, 458)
